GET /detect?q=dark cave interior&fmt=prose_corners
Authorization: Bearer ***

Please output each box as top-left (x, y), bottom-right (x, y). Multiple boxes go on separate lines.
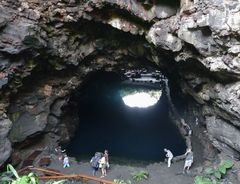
top-left (65, 71), bottom-right (187, 162)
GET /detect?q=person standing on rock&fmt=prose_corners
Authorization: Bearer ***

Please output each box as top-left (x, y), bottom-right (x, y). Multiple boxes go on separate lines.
top-left (183, 148), bottom-right (193, 173)
top-left (63, 154), bottom-right (70, 168)
top-left (164, 148), bottom-right (173, 168)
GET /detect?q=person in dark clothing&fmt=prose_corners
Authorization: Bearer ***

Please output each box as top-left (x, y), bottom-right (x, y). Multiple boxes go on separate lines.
top-left (90, 152), bottom-right (102, 176)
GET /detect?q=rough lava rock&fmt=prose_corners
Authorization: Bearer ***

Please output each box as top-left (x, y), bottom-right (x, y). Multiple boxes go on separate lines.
top-left (0, 115), bottom-right (12, 166)
top-left (0, 0), bottom-right (240, 166)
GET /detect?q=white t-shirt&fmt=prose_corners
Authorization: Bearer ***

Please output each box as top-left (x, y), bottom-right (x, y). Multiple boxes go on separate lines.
top-left (166, 150), bottom-right (173, 158)
top-left (99, 157), bottom-right (106, 164)
top-left (63, 156), bottom-right (69, 164)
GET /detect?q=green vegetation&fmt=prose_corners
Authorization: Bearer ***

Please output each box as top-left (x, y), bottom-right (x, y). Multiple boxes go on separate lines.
top-left (114, 178), bottom-right (132, 184)
top-left (114, 170), bottom-right (149, 184)
top-left (194, 160), bottom-right (234, 184)
top-left (0, 164), bottom-right (65, 184)
top-left (131, 170), bottom-right (149, 182)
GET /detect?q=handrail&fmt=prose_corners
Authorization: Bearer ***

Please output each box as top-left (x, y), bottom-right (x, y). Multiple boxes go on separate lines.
top-left (18, 166), bottom-right (64, 176)
top-left (18, 165), bottom-right (34, 174)
top-left (39, 174), bottom-right (119, 184)
top-left (18, 166), bottom-right (122, 184)
top-left (30, 167), bottom-right (65, 176)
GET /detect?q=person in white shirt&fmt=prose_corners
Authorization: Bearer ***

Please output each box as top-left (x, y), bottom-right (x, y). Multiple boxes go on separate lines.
top-left (63, 154), bottom-right (70, 168)
top-left (164, 148), bottom-right (173, 168)
top-left (98, 156), bottom-right (107, 178)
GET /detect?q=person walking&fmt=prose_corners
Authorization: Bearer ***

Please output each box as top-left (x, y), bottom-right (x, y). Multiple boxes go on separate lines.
top-left (90, 152), bottom-right (102, 176)
top-left (63, 154), bottom-right (70, 168)
top-left (55, 146), bottom-right (66, 161)
top-left (183, 148), bottom-right (193, 173)
top-left (164, 148), bottom-right (173, 168)
top-left (99, 155), bottom-right (107, 178)
top-left (104, 150), bottom-right (110, 169)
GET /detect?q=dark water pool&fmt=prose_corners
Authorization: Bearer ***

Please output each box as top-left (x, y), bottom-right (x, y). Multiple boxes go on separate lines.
top-left (65, 72), bottom-right (186, 162)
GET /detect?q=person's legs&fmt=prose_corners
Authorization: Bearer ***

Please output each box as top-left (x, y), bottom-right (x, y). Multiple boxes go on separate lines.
top-left (183, 168), bottom-right (186, 173)
top-left (100, 168), bottom-right (104, 177)
top-left (183, 166), bottom-right (186, 173)
top-left (92, 167), bottom-right (97, 176)
top-left (186, 160), bottom-right (192, 171)
top-left (183, 160), bottom-right (192, 173)
top-left (63, 162), bottom-right (70, 168)
top-left (167, 157), bottom-right (172, 167)
top-left (183, 161), bottom-right (187, 173)
top-left (104, 167), bottom-right (107, 176)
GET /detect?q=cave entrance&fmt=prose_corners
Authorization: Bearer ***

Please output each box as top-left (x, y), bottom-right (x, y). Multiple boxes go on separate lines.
top-left (64, 71), bottom-right (186, 163)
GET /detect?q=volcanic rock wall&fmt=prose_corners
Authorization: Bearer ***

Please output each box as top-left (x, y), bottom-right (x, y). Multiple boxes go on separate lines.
top-left (0, 0), bottom-right (240, 166)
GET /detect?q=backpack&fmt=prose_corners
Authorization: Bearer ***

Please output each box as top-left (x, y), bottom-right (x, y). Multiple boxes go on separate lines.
top-left (91, 156), bottom-right (100, 168)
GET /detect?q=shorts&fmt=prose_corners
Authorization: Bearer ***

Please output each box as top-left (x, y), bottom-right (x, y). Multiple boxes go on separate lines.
top-left (184, 160), bottom-right (193, 168)
top-left (101, 164), bottom-right (107, 169)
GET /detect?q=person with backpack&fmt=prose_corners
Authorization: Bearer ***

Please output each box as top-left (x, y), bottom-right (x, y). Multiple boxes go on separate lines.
top-left (90, 152), bottom-right (102, 176)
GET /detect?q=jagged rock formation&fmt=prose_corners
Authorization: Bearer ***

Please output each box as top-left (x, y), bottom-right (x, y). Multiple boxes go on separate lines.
top-left (0, 0), bottom-right (240, 166)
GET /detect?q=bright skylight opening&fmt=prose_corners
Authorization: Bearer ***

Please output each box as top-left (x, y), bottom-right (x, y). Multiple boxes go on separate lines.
top-left (122, 91), bottom-right (161, 108)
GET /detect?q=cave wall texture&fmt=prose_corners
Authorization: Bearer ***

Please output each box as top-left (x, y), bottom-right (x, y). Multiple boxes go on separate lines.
top-left (0, 0), bottom-right (240, 166)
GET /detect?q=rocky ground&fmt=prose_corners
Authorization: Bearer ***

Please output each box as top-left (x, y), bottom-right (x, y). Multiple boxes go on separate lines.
top-left (46, 154), bottom-right (195, 184)
top-left (30, 147), bottom-right (238, 184)
top-left (1, 1), bottom-right (240, 182)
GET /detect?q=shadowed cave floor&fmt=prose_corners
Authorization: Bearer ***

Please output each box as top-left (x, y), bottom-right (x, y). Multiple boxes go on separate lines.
top-left (45, 154), bottom-right (195, 184)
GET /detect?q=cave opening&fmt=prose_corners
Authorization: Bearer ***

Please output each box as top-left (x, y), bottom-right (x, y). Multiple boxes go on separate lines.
top-left (64, 70), bottom-right (187, 163)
